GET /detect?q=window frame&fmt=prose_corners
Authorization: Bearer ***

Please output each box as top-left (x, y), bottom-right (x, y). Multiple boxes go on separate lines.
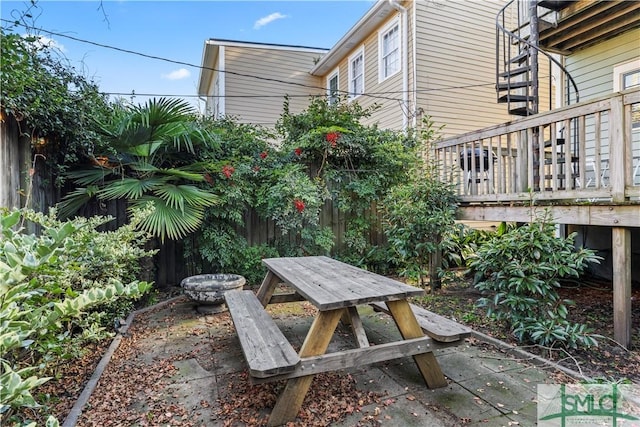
top-left (327, 70), bottom-right (339, 105)
top-left (378, 18), bottom-right (401, 82)
top-left (613, 59), bottom-right (640, 129)
top-left (613, 58), bottom-right (640, 92)
top-left (348, 47), bottom-right (365, 100)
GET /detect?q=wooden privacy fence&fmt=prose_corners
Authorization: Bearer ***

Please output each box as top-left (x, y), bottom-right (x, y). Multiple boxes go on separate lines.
top-left (43, 197), bottom-right (386, 288)
top-left (1, 114), bottom-right (61, 221)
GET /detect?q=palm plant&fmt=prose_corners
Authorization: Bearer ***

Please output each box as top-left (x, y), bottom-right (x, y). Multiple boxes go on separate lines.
top-left (59, 98), bottom-right (220, 241)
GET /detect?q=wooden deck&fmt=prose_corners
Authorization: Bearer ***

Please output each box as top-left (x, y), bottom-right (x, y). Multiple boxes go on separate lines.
top-left (435, 88), bottom-right (640, 227)
top-left (434, 87), bottom-right (639, 348)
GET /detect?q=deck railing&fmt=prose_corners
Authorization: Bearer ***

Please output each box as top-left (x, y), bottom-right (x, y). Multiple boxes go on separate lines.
top-left (435, 88), bottom-right (640, 205)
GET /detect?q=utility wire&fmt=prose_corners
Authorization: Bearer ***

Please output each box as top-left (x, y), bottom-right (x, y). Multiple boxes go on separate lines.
top-left (3, 19), bottom-right (406, 103)
top-left (102, 80), bottom-right (512, 99)
top-left (3, 19), bottom-right (553, 102)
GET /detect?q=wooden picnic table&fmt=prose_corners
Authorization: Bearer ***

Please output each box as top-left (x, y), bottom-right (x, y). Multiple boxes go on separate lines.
top-left (225, 256), bottom-right (462, 426)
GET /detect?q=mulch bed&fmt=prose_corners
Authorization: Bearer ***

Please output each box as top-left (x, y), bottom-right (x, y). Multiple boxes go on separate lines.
top-left (418, 274), bottom-right (640, 383)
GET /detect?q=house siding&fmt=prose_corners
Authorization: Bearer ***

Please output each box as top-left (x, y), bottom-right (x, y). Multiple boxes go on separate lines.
top-left (564, 30), bottom-right (640, 161)
top-left (213, 45), bottom-right (324, 127)
top-left (566, 29), bottom-right (640, 101)
top-left (365, 15), bottom-right (406, 131)
top-left (329, 13), bottom-right (407, 131)
top-left (414, 0), bottom-right (527, 138)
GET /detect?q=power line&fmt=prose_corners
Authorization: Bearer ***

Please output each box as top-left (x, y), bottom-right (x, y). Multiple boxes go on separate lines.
top-left (104, 92), bottom-right (318, 99)
top-left (103, 77), bottom-right (550, 99)
top-left (3, 19), bottom-right (553, 103)
top-left (3, 19), bottom-right (404, 103)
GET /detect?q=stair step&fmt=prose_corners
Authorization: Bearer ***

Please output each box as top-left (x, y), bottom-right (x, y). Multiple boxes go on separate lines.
top-left (537, 0), bottom-right (572, 12)
top-left (496, 81), bottom-right (531, 91)
top-left (509, 107), bottom-right (535, 116)
top-left (509, 51), bottom-right (530, 65)
top-left (543, 138), bottom-right (566, 147)
top-left (499, 66), bottom-right (530, 78)
top-left (498, 94), bottom-right (536, 103)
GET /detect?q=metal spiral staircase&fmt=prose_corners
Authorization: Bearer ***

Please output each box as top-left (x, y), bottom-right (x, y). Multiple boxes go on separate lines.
top-left (496, 0), bottom-right (579, 117)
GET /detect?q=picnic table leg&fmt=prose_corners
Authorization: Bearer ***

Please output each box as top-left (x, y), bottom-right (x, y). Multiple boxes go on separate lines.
top-left (386, 300), bottom-right (448, 389)
top-left (345, 306), bottom-right (370, 348)
top-left (268, 308), bottom-right (344, 427)
top-left (256, 270), bottom-right (281, 307)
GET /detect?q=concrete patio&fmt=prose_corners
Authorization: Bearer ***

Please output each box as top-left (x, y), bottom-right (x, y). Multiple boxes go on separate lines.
top-left (68, 295), bottom-right (579, 426)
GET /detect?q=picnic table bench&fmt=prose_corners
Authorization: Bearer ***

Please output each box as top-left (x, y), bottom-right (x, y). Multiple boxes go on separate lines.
top-left (224, 256), bottom-right (471, 426)
top-left (224, 290), bottom-right (300, 378)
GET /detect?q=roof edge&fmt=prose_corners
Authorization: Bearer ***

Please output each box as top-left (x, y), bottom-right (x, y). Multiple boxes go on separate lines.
top-left (310, 0), bottom-right (396, 76)
top-left (206, 38), bottom-right (329, 54)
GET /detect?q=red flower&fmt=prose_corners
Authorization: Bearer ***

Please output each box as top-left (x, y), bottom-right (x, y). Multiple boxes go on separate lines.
top-left (260, 151), bottom-right (268, 159)
top-left (222, 165), bottom-right (235, 179)
top-left (204, 173), bottom-right (214, 185)
top-left (294, 199), bottom-right (305, 213)
top-left (325, 132), bottom-right (340, 148)
top-left (294, 147), bottom-right (302, 156)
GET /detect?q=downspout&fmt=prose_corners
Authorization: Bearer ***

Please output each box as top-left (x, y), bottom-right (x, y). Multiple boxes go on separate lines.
top-left (218, 46), bottom-right (226, 118)
top-left (412, 0), bottom-right (417, 128)
top-left (389, 0), bottom-right (408, 131)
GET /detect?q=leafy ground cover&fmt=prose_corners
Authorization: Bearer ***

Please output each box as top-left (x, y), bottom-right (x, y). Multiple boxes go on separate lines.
top-left (415, 271), bottom-right (640, 383)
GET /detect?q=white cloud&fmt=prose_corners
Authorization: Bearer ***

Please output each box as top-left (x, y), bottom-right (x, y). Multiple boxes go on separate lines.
top-left (161, 68), bottom-right (191, 80)
top-left (23, 34), bottom-right (66, 52)
top-left (253, 12), bottom-right (288, 30)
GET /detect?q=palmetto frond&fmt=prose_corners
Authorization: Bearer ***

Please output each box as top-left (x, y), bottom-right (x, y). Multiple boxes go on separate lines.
top-left (66, 168), bottom-right (119, 186)
top-left (58, 186), bottom-right (99, 219)
top-left (135, 98), bottom-right (196, 128)
top-left (153, 184), bottom-right (219, 211)
top-left (99, 98), bottom-right (202, 156)
top-left (159, 168), bottom-right (206, 182)
top-left (129, 162), bottom-right (160, 174)
top-left (97, 177), bottom-right (165, 200)
top-left (130, 196), bottom-right (206, 242)
top-left (61, 97), bottom-right (218, 240)
top-left (126, 140), bottom-right (164, 157)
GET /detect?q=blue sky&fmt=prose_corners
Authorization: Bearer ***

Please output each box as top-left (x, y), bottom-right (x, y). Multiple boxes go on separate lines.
top-left (1, 1), bottom-right (375, 110)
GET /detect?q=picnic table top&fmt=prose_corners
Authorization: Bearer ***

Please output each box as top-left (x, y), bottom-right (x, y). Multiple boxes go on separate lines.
top-left (262, 256), bottom-right (424, 311)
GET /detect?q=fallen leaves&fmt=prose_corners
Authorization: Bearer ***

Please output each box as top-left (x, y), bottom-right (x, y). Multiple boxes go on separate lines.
top-left (213, 371), bottom-right (382, 426)
top-left (75, 326), bottom-right (190, 427)
top-left (419, 278), bottom-right (640, 383)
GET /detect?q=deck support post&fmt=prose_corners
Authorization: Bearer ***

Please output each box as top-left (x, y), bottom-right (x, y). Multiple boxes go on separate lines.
top-left (612, 227), bottom-right (631, 349)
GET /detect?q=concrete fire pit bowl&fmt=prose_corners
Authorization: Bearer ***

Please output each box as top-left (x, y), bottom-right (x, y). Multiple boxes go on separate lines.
top-left (180, 274), bottom-right (246, 314)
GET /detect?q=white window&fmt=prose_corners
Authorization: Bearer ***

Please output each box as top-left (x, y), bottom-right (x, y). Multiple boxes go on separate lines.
top-left (623, 70), bottom-right (640, 90)
top-left (379, 20), bottom-right (400, 81)
top-left (349, 48), bottom-right (364, 99)
top-left (613, 59), bottom-right (640, 128)
top-left (327, 71), bottom-right (339, 105)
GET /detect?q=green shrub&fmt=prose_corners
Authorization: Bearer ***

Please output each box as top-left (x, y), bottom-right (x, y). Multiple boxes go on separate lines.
top-left (383, 176), bottom-right (458, 289)
top-left (469, 211), bottom-right (601, 349)
top-left (442, 222), bottom-right (515, 269)
top-left (0, 209), bottom-right (152, 423)
top-left (190, 99), bottom-right (422, 278)
top-left (194, 222), bottom-right (279, 287)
